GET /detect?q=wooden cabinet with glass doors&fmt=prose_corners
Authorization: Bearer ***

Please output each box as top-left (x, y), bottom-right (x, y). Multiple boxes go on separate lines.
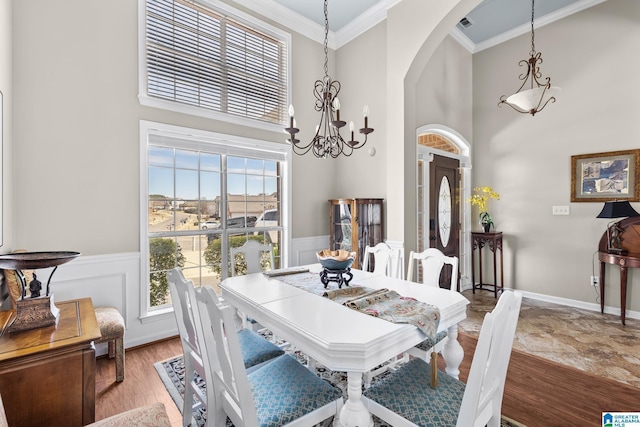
top-left (328, 198), bottom-right (384, 269)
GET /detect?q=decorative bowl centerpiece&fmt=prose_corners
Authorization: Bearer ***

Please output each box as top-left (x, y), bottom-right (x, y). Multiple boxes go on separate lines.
top-left (317, 250), bottom-right (356, 289)
top-left (317, 249), bottom-right (356, 271)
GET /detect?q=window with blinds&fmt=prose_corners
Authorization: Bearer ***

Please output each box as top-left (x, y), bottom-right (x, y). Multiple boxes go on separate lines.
top-left (143, 0), bottom-right (289, 126)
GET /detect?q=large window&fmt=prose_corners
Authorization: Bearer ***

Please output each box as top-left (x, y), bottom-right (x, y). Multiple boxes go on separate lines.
top-left (140, 0), bottom-right (290, 130)
top-left (140, 121), bottom-right (290, 314)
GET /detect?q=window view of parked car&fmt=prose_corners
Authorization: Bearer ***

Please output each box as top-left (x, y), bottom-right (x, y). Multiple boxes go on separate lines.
top-left (255, 209), bottom-right (279, 243)
top-left (206, 216), bottom-right (258, 243)
top-left (200, 220), bottom-right (219, 229)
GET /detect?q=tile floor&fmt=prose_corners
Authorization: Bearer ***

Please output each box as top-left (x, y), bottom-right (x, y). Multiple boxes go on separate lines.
top-left (458, 289), bottom-right (640, 388)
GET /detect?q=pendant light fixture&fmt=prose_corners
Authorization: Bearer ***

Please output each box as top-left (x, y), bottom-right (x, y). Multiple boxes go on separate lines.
top-left (498, 0), bottom-right (560, 116)
top-left (284, 0), bottom-right (373, 158)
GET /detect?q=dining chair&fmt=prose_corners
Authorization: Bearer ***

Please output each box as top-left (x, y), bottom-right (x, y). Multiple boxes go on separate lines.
top-left (166, 269), bottom-right (284, 426)
top-left (0, 392), bottom-right (172, 427)
top-left (230, 239), bottom-right (277, 333)
top-left (230, 240), bottom-right (275, 276)
top-left (407, 248), bottom-right (458, 290)
top-left (405, 248), bottom-right (459, 385)
top-left (363, 290), bottom-right (522, 427)
top-left (362, 242), bottom-right (405, 387)
top-left (361, 242), bottom-right (403, 279)
top-left (195, 285), bottom-right (344, 427)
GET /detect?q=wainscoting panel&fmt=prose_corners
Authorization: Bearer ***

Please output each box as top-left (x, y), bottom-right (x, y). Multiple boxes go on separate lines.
top-left (291, 235), bottom-right (329, 266)
top-left (44, 252), bottom-right (178, 351)
top-left (23, 237), bottom-right (637, 352)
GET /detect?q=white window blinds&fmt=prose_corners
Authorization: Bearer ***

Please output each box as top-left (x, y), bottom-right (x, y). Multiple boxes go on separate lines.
top-left (145, 0), bottom-right (288, 125)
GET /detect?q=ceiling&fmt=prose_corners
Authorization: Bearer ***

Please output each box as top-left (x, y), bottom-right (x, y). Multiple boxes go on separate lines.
top-left (234, 0), bottom-right (606, 51)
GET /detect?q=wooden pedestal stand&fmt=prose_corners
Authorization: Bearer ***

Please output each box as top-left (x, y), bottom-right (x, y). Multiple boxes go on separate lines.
top-left (8, 295), bottom-right (60, 332)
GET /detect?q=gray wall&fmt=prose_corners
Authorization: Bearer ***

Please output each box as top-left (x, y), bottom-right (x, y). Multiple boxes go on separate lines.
top-left (10, 0), bottom-right (337, 253)
top-left (473, 0), bottom-right (640, 310)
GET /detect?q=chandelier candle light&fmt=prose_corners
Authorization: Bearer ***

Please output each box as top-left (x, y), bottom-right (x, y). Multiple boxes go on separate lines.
top-left (498, 0), bottom-right (560, 116)
top-left (284, 0), bottom-right (373, 158)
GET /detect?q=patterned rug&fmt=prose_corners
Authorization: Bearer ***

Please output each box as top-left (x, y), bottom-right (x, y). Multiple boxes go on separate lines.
top-left (154, 341), bottom-right (526, 426)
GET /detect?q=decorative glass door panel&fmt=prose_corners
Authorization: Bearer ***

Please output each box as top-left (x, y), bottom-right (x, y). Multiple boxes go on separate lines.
top-left (438, 176), bottom-right (452, 247)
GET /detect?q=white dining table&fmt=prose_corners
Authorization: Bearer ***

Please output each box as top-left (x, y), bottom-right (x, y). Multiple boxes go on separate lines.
top-left (219, 264), bottom-right (469, 427)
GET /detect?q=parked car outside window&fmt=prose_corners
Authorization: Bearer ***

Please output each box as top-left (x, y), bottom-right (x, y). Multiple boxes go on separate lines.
top-left (200, 220), bottom-right (219, 230)
top-left (255, 209), bottom-right (279, 243)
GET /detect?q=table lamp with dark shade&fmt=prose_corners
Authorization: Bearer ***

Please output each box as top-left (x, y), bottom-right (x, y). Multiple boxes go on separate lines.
top-left (597, 200), bottom-right (640, 254)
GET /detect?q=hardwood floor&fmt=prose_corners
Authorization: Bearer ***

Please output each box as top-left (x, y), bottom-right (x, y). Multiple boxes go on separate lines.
top-left (453, 333), bottom-right (640, 427)
top-left (96, 331), bottom-right (640, 427)
top-left (96, 337), bottom-right (184, 426)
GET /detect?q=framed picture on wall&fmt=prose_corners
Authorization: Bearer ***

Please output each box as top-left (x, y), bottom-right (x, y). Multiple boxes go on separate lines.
top-left (571, 149), bottom-right (640, 202)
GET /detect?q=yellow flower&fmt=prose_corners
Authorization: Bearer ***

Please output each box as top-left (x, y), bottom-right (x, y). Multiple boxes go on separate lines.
top-left (468, 186), bottom-right (500, 214)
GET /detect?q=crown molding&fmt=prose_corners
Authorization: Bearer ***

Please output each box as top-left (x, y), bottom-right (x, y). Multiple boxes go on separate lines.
top-left (231, 0), bottom-right (331, 47)
top-left (233, 0), bottom-right (606, 53)
top-left (449, 27), bottom-right (476, 54)
top-left (334, 0), bottom-right (402, 49)
top-left (472, 0), bottom-right (607, 52)
top-left (231, 0), bottom-right (401, 50)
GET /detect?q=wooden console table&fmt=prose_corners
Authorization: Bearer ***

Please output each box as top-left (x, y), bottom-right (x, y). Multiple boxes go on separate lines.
top-left (598, 252), bottom-right (640, 325)
top-left (597, 216), bottom-right (640, 325)
top-left (0, 297), bottom-right (101, 426)
top-left (471, 231), bottom-right (504, 298)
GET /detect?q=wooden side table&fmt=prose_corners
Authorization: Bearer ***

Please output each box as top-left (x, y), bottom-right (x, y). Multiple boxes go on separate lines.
top-left (471, 231), bottom-right (504, 298)
top-left (0, 297), bottom-right (101, 427)
top-left (598, 251), bottom-right (640, 325)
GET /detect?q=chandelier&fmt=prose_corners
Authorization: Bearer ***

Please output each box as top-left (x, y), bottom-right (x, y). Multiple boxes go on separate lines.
top-left (498, 0), bottom-right (560, 116)
top-left (284, 0), bottom-right (373, 158)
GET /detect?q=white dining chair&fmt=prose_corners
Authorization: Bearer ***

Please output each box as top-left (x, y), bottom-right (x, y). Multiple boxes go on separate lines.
top-left (405, 248), bottom-right (459, 384)
top-left (166, 269), bottom-right (284, 426)
top-left (362, 242), bottom-right (405, 387)
top-left (407, 248), bottom-right (458, 290)
top-left (363, 290), bottom-right (522, 427)
top-left (230, 240), bottom-right (275, 276)
top-left (195, 286), bottom-right (344, 427)
top-left (361, 242), bottom-right (403, 279)
top-left (230, 240), bottom-right (276, 332)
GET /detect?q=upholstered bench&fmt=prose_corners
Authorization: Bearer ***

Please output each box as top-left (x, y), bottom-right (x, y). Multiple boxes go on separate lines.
top-left (94, 306), bottom-right (125, 382)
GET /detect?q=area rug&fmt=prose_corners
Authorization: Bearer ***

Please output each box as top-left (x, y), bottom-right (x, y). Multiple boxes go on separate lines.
top-left (154, 346), bottom-right (525, 426)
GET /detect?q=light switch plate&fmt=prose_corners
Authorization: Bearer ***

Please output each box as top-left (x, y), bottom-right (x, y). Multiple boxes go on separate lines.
top-left (552, 205), bottom-right (570, 215)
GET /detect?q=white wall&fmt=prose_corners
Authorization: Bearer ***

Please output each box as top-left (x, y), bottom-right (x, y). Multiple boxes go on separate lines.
top-left (473, 0), bottom-right (640, 310)
top-left (0, 0), bottom-right (12, 252)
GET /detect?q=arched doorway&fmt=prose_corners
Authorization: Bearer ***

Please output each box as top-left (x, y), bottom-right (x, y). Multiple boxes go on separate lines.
top-left (416, 124), bottom-right (471, 289)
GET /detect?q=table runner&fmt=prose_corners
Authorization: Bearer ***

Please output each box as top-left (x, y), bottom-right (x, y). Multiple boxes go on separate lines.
top-left (274, 271), bottom-right (440, 340)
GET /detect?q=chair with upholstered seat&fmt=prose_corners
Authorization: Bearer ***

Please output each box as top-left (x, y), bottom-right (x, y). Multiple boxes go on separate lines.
top-left (195, 286), bottom-right (344, 427)
top-left (405, 248), bottom-right (459, 384)
top-left (0, 392), bottom-right (171, 427)
top-left (363, 290), bottom-right (522, 427)
top-left (94, 306), bottom-right (125, 382)
top-left (166, 269), bottom-right (284, 427)
top-left (362, 242), bottom-right (405, 387)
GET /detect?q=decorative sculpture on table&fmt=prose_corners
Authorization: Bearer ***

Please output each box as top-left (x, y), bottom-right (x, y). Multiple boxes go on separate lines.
top-left (29, 273), bottom-right (42, 297)
top-left (0, 251), bottom-right (80, 332)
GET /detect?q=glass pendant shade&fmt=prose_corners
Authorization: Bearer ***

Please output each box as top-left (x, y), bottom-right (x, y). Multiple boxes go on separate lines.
top-left (505, 86), bottom-right (561, 113)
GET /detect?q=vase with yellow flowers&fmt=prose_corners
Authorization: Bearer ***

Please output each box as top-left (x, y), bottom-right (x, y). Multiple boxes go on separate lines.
top-left (468, 186), bottom-right (500, 232)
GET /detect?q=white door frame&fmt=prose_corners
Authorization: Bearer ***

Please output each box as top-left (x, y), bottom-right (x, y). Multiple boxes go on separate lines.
top-left (416, 124), bottom-right (472, 289)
